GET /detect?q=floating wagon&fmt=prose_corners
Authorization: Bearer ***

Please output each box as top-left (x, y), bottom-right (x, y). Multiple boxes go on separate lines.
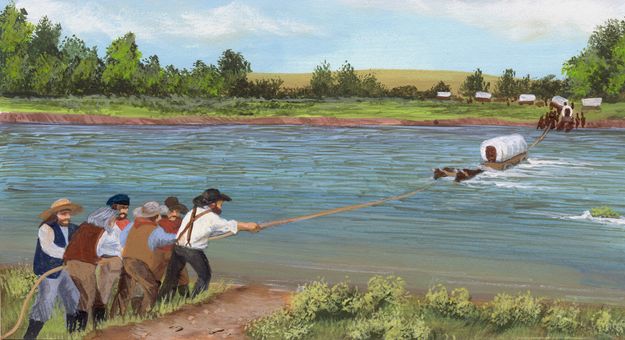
top-left (480, 134), bottom-right (528, 170)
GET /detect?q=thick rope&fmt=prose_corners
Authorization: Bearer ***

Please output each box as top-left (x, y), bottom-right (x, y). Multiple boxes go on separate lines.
top-left (1, 266), bottom-right (65, 340)
top-left (528, 125), bottom-right (551, 149)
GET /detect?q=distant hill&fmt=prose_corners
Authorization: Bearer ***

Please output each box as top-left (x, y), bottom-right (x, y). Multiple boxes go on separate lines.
top-left (248, 69), bottom-right (500, 93)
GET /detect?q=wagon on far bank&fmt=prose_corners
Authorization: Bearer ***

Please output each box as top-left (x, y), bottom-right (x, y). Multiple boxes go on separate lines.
top-left (518, 94), bottom-right (536, 105)
top-left (436, 91), bottom-right (452, 100)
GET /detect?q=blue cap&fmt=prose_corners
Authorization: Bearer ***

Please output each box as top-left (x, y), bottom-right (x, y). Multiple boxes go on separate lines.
top-left (106, 194), bottom-right (130, 207)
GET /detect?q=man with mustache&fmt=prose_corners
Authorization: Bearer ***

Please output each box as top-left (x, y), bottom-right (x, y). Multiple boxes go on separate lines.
top-left (24, 199), bottom-right (83, 339)
top-left (107, 194), bottom-right (131, 230)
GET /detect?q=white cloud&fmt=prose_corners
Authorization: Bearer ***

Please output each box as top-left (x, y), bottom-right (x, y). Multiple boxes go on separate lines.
top-left (15, 0), bottom-right (317, 42)
top-left (341, 0), bottom-right (625, 41)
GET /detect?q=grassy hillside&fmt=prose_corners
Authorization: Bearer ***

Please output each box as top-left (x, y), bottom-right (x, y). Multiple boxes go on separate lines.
top-left (249, 69), bottom-right (500, 92)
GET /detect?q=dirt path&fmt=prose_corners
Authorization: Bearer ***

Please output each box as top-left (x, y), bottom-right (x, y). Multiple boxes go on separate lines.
top-left (89, 285), bottom-right (291, 340)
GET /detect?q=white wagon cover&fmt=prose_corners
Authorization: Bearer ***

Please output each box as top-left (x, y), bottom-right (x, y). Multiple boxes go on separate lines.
top-left (437, 91), bottom-right (451, 97)
top-left (480, 134), bottom-right (528, 163)
top-left (475, 91), bottom-right (492, 99)
top-left (551, 96), bottom-right (568, 107)
top-left (519, 94), bottom-right (536, 102)
top-left (582, 97), bottom-right (602, 107)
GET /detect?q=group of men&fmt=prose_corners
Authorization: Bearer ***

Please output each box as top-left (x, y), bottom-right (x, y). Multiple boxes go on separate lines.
top-left (24, 188), bottom-right (261, 339)
top-left (536, 102), bottom-right (586, 132)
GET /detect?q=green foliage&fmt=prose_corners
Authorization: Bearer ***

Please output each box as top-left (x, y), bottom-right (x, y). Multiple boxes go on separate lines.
top-left (460, 68), bottom-right (490, 97)
top-left (531, 74), bottom-right (563, 103)
top-left (359, 72), bottom-right (386, 97)
top-left (28, 16), bottom-right (60, 58)
top-left (185, 60), bottom-right (223, 98)
top-left (247, 309), bottom-right (314, 340)
top-left (388, 85), bottom-right (419, 99)
top-left (348, 306), bottom-right (430, 340)
top-left (424, 81), bottom-right (451, 98)
top-left (102, 32), bottom-right (142, 95)
top-left (310, 60), bottom-right (334, 98)
top-left (0, 264), bottom-right (37, 298)
top-left (218, 49), bottom-right (251, 96)
top-left (30, 53), bottom-right (66, 96)
top-left (495, 68), bottom-right (517, 100)
top-left (592, 309), bottom-right (625, 336)
top-left (590, 206), bottom-right (621, 218)
top-left (486, 292), bottom-right (543, 328)
top-left (0, 3), bottom-right (34, 94)
top-left (245, 78), bottom-right (284, 99)
top-left (335, 61), bottom-right (360, 97)
top-left (541, 302), bottom-right (580, 334)
top-left (424, 284), bottom-right (477, 319)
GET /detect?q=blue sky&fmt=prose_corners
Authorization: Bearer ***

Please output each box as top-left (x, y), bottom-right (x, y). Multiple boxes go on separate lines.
top-left (11, 0), bottom-right (625, 77)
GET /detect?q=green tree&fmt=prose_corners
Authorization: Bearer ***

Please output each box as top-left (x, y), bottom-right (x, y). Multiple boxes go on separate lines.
top-left (163, 65), bottom-right (183, 95)
top-left (494, 68), bottom-right (517, 100)
top-left (102, 32), bottom-right (142, 95)
top-left (186, 60), bottom-right (223, 97)
top-left (60, 35), bottom-right (102, 95)
top-left (310, 60), bottom-right (334, 97)
top-left (335, 61), bottom-right (360, 96)
top-left (0, 3), bottom-right (34, 94)
top-left (217, 49), bottom-right (251, 96)
top-left (29, 16), bottom-right (61, 58)
top-left (459, 68), bottom-right (490, 98)
top-left (516, 74), bottom-right (531, 95)
top-left (359, 72), bottom-right (385, 97)
top-left (563, 19), bottom-right (625, 99)
top-left (30, 53), bottom-right (66, 96)
top-left (138, 55), bottom-right (164, 96)
top-left (530, 74), bottom-right (563, 104)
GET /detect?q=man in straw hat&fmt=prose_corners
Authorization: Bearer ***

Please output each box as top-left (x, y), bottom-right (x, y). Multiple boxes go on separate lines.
top-left (152, 197), bottom-right (190, 296)
top-left (24, 198), bottom-right (83, 339)
top-left (63, 206), bottom-right (122, 330)
top-left (158, 189), bottom-right (260, 301)
top-left (112, 201), bottom-right (178, 315)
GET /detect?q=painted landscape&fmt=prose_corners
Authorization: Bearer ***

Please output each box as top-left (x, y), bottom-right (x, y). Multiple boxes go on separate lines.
top-left (1, 1), bottom-right (625, 339)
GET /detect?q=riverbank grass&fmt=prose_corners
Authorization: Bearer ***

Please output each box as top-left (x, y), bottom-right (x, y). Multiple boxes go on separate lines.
top-left (2, 96), bottom-right (625, 122)
top-left (247, 276), bottom-right (625, 339)
top-left (0, 264), bottom-right (227, 339)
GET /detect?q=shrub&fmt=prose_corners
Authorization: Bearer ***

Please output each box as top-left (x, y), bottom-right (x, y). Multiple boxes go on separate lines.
top-left (590, 206), bottom-right (621, 218)
top-left (486, 292), bottom-right (543, 328)
top-left (0, 265), bottom-right (38, 298)
top-left (541, 302), bottom-right (580, 334)
top-left (246, 309), bottom-right (313, 340)
top-left (592, 309), bottom-right (625, 336)
top-left (424, 284), bottom-right (477, 319)
top-left (349, 276), bottom-right (408, 315)
top-left (348, 307), bottom-right (430, 340)
top-left (289, 280), bottom-right (359, 319)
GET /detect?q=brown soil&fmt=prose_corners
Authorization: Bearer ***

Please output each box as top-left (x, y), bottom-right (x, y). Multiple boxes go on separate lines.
top-left (88, 285), bottom-right (291, 340)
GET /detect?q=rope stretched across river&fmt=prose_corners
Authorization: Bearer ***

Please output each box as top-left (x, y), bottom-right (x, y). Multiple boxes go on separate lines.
top-left (0, 182), bottom-right (435, 339)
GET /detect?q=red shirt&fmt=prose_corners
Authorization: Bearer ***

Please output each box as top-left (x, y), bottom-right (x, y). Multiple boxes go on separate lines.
top-left (116, 219), bottom-right (130, 230)
top-left (157, 217), bottom-right (182, 251)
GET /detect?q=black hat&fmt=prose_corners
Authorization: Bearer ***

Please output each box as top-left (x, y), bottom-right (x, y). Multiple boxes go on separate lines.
top-left (164, 196), bottom-right (189, 214)
top-left (106, 194), bottom-right (130, 207)
top-left (192, 189), bottom-right (232, 207)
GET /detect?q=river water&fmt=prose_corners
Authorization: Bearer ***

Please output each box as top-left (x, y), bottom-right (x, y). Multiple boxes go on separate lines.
top-left (1, 123), bottom-right (624, 303)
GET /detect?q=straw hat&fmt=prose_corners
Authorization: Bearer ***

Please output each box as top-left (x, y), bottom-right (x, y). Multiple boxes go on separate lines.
top-left (38, 198), bottom-right (83, 220)
top-left (133, 201), bottom-right (161, 218)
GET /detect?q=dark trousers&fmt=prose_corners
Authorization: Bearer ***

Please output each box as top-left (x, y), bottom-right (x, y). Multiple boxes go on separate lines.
top-left (158, 245), bottom-right (211, 300)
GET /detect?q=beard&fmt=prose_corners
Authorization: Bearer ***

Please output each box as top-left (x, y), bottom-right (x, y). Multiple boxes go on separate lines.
top-left (117, 213), bottom-right (127, 220)
top-left (211, 206), bottom-right (222, 215)
top-left (58, 218), bottom-right (71, 226)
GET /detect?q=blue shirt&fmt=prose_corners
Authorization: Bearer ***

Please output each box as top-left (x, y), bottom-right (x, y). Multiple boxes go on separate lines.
top-left (120, 221), bottom-right (133, 248)
top-left (147, 226), bottom-right (177, 251)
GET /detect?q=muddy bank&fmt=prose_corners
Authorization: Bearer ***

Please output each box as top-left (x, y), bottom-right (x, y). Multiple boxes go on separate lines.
top-left (88, 284), bottom-right (290, 340)
top-left (0, 111), bottom-right (539, 127)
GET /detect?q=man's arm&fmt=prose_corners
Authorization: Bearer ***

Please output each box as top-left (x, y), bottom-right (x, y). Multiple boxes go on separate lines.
top-left (237, 222), bottom-right (261, 232)
top-left (39, 224), bottom-right (65, 258)
top-left (148, 227), bottom-right (177, 251)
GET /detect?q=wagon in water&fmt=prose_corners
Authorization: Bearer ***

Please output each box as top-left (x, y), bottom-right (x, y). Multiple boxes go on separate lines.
top-left (480, 134), bottom-right (528, 170)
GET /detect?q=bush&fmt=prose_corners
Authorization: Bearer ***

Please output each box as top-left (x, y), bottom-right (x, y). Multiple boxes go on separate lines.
top-left (0, 265), bottom-right (37, 298)
top-left (486, 292), bottom-right (543, 328)
top-left (592, 309), bottom-right (625, 336)
top-left (290, 280), bottom-right (358, 319)
top-left (348, 307), bottom-right (430, 340)
top-left (349, 276), bottom-right (408, 315)
top-left (541, 302), bottom-right (580, 334)
top-left (424, 284), bottom-right (477, 319)
top-left (590, 206), bottom-right (621, 218)
top-left (246, 309), bottom-right (313, 340)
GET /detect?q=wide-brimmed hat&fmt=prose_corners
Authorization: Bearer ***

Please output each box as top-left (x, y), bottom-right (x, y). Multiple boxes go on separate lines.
top-left (192, 188), bottom-right (232, 207)
top-left (164, 196), bottom-right (189, 214)
top-left (133, 201), bottom-right (161, 218)
top-left (38, 198), bottom-right (83, 220)
top-left (106, 194), bottom-right (130, 207)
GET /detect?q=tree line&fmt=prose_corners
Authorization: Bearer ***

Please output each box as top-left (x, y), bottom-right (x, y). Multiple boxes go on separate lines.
top-left (1, 3), bottom-right (624, 101)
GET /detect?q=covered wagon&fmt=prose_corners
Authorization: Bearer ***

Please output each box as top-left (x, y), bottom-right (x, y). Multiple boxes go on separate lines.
top-left (436, 91), bottom-right (451, 100)
top-left (475, 91), bottom-right (492, 102)
top-left (582, 97), bottom-right (602, 108)
top-left (550, 96), bottom-right (568, 109)
top-left (518, 94), bottom-right (536, 105)
top-left (480, 134), bottom-right (528, 170)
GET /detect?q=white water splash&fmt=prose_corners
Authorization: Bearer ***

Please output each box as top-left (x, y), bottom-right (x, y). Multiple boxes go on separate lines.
top-left (565, 211), bottom-right (625, 225)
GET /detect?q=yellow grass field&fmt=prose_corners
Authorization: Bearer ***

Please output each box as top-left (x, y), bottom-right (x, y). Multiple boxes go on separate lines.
top-left (248, 69), bottom-right (500, 92)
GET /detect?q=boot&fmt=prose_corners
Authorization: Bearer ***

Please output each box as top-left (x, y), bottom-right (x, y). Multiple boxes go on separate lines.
top-left (75, 310), bottom-right (88, 332)
top-left (93, 306), bottom-right (107, 328)
top-left (23, 319), bottom-right (44, 339)
top-left (177, 284), bottom-right (190, 298)
top-left (66, 313), bottom-right (78, 333)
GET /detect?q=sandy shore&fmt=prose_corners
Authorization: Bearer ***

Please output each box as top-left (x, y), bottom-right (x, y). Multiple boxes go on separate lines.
top-left (2, 111), bottom-right (625, 128)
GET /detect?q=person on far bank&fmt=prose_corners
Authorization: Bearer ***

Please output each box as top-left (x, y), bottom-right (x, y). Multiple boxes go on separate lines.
top-left (24, 199), bottom-right (83, 339)
top-left (158, 189), bottom-right (260, 300)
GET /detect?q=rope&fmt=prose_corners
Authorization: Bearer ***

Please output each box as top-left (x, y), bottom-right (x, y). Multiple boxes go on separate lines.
top-left (204, 182), bottom-right (436, 241)
top-left (1, 266), bottom-right (65, 340)
top-left (528, 125), bottom-right (551, 149)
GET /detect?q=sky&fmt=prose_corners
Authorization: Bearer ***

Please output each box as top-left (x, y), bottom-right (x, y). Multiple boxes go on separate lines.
top-left (10, 0), bottom-right (625, 77)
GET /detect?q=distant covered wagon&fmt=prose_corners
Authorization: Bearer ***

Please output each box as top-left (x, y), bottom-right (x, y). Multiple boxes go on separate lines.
top-left (480, 134), bottom-right (528, 170)
top-left (475, 91), bottom-right (492, 102)
top-left (436, 91), bottom-right (451, 100)
top-left (550, 96), bottom-right (568, 109)
top-left (582, 97), bottom-right (602, 108)
top-left (518, 94), bottom-right (536, 105)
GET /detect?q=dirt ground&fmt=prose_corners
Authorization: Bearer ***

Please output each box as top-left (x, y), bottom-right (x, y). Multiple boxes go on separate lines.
top-left (88, 285), bottom-right (291, 340)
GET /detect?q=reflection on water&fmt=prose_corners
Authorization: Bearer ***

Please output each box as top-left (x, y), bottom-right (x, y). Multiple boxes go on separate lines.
top-left (1, 123), bottom-right (625, 302)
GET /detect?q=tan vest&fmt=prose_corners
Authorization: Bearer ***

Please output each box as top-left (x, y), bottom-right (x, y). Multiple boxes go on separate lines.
top-left (122, 219), bottom-right (157, 271)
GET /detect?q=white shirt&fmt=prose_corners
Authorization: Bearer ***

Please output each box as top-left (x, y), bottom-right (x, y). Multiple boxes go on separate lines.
top-left (176, 207), bottom-right (238, 250)
top-left (38, 224), bottom-right (68, 259)
top-left (96, 225), bottom-right (122, 257)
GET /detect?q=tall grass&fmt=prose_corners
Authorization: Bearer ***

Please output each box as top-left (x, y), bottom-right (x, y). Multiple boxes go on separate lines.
top-left (0, 264), bottom-right (227, 339)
